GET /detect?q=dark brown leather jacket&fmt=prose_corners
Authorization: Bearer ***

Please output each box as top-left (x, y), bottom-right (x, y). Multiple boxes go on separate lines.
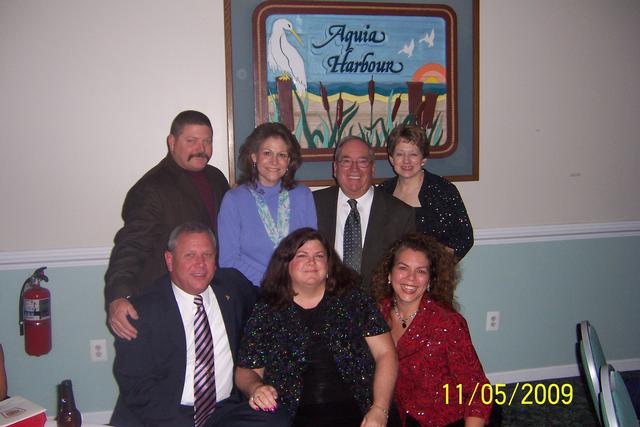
top-left (104, 154), bottom-right (229, 304)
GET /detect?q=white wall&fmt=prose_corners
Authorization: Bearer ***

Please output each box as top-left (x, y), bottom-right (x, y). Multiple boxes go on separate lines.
top-left (1, 0), bottom-right (639, 249)
top-left (466, 0), bottom-right (640, 227)
top-left (0, 0), bottom-right (230, 250)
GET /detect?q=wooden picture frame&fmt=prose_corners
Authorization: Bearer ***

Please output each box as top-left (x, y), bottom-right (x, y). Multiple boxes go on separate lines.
top-left (224, 0), bottom-right (478, 186)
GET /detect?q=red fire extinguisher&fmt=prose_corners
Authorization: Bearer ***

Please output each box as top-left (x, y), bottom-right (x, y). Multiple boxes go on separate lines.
top-left (19, 266), bottom-right (52, 356)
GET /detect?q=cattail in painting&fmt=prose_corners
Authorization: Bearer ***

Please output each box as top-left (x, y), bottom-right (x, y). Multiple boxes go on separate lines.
top-left (415, 100), bottom-right (426, 127)
top-left (391, 96), bottom-right (402, 122)
top-left (336, 92), bottom-right (344, 128)
top-left (320, 81), bottom-right (333, 130)
top-left (368, 76), bottom-right (375, 106)
top-left (368, 76), bottom-right (375, 127)
top-left (319, 81), bottom-right (330, 113)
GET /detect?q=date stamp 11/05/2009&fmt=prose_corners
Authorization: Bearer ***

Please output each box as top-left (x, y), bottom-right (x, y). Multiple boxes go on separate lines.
top-left (442, 383), bottom-right (574, 406)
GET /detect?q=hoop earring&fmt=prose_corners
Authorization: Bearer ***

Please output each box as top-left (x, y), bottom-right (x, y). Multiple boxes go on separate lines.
top-left (427, 281), bottom-right (431, 293)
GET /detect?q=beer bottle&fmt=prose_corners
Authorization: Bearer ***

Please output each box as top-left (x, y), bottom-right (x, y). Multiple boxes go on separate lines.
top-left (57, 379), bottom-right (81, 427)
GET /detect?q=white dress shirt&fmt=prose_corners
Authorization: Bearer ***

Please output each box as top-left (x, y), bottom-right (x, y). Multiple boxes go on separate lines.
top-left (172, 283), bottom-right (233, 405)
top-left (334, 186), bottom-right (374, 260)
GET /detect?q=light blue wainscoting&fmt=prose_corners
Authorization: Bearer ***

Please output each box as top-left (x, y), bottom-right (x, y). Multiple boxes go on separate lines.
top-left (458, 235), bottom-right (640, 375)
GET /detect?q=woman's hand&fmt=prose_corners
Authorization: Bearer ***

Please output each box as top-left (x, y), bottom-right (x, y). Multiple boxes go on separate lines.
top-left (360, 404), bottom-right (388, 427)
top-left (235, 366), bottom-right (279, 412)
top-left (249, 384), bottom-right (279, 412)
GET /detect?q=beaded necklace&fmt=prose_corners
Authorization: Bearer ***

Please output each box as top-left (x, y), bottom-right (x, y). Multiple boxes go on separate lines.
top-left (392, 300), bottom-right (419, 329)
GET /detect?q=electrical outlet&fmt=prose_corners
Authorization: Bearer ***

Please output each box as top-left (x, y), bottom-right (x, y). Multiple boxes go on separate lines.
top-left (90, 339), bottom-right (108, 362)
top-left (486, 311), bottom-right (500, 331)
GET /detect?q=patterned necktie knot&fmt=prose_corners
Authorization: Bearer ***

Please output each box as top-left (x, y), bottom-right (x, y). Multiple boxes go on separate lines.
top-left (194, 294), bottom-right (204, 309)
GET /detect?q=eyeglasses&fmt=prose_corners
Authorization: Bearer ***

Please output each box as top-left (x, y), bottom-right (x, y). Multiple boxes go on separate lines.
top-left (260, 150), bottom-right (290, 161)
top-left (337, 158), bottom-right (372, 169)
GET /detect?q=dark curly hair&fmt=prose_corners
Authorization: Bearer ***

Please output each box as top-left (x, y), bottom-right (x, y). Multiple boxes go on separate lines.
top-left (386, 124), bottom-right (429, 158)
top-left (370, 233), bottom-right (459, 312)
top-left (260, 227), bottom-right (359, 310)
top-left (238, 122), bottom-right (302, 190)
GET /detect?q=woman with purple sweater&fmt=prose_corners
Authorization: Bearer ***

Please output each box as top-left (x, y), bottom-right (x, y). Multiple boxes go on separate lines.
top-left (218, 123), bottom-right (317, 286)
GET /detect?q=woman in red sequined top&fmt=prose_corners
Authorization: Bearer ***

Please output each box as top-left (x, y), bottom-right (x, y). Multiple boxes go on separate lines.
top-left (371, 233), bottom-right (491, 427)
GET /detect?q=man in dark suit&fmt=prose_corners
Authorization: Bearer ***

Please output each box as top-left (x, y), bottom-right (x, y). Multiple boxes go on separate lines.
top-left (111, 222), bottom-right (287, 427)
top-left (313, 136), bottom-right (415, 288)
top-left (105, 110), bottom-right (230, 341)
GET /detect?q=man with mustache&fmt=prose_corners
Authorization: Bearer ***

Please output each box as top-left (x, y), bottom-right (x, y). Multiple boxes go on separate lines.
top-left (105, 110), bottom-right (230, 341)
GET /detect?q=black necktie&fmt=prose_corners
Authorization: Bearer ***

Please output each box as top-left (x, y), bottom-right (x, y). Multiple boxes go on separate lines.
top-left (343, 199), bottom-right (362, 272)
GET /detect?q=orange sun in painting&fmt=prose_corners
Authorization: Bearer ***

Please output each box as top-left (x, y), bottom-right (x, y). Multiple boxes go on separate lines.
top-left (412, 63), bottom-right (446, 84)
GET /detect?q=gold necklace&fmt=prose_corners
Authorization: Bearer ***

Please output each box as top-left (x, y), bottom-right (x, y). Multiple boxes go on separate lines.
top-left (392, 301), bottom-right (419, 329)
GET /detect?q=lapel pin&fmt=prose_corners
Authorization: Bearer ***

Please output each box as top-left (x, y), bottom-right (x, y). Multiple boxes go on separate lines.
top-left (225, 294), bottom-right (231, 300)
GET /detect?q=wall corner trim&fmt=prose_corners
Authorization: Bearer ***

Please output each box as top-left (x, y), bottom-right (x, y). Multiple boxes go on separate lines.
top-left (475, 220), bottom-right (640, 245)
top-left (0, 246), bottom-right (112, 271)
top-left (486, 358), bottom-right (640, 384)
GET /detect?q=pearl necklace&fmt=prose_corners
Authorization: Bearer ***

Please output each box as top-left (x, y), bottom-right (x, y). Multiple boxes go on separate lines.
top-left (392, 302), bottom-right (419, 329)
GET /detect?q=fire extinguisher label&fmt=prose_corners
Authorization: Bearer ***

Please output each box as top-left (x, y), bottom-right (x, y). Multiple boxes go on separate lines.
top-left (23, 298), bottom-right (51, 320)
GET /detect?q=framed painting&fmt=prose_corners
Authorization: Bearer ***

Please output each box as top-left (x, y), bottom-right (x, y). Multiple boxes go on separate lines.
top-left (224, 0), bottom-right (478, 186)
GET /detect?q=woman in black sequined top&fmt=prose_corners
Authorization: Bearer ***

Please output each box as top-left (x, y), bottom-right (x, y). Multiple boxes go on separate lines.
top-left (380, 124), bottom-right (474, 260)
top-left (235, 228), bottom-right (398, 427)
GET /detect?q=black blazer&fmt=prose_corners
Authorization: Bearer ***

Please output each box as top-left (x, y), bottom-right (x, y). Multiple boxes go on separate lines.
top-left (110, 268), bottom-right (256, 427)
top-left (313, 186), bottom-right (415, 288)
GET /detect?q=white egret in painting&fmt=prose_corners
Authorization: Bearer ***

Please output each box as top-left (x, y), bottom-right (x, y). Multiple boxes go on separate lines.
top-left (268, 18), bottom-right (307, 94)
top-left (398, 38), bottom-right (415, 57)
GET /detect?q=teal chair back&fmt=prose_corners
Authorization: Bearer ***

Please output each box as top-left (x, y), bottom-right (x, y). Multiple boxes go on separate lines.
top-left (579, 320), bottom-right (607, 423)
top-left (600, 364), bottom-right (640, 427)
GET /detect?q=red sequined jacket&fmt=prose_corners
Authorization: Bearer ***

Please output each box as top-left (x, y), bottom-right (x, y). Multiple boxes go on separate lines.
top-left (380, 296), bottom-right (492, 427)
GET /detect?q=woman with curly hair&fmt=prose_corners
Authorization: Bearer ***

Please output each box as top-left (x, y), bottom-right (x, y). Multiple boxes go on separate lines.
top-left (217, 122), bottom-right (317, 286)
top-left (236, 228), bottom-right (397, 427)
top-left (371, 233), bottom-right (491, 427)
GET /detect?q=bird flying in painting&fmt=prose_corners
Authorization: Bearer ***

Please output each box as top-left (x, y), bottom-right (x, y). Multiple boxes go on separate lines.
top-left (398, 38), bottom-right (415, 57)
top-left (419, 27), bottom-right (435, 48)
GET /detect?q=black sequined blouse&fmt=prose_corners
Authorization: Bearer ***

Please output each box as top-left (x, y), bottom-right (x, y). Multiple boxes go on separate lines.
top-left (379, 169), bottom-right (474, 260)
top-left (237, 286), bottom-right (389, 416)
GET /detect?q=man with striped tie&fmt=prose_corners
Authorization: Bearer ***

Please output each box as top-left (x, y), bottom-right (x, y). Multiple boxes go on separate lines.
top-left (111, 222), bottom-right (288, 427)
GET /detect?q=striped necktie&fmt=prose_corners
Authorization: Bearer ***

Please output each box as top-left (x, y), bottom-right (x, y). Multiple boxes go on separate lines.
top-left (194, 295), bottom-right (215, 427)
top-left (343, 198), bottom-right (362, 272)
